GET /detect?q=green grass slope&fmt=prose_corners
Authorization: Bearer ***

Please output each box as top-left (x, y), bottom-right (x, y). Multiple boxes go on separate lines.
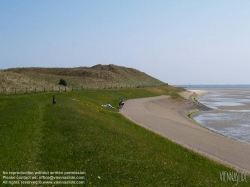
top-left (0, 86), bottom-right (249, 187)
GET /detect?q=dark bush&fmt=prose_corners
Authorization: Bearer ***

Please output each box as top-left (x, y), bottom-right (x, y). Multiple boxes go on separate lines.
top-left (59, 79), bottom-right (67, 86)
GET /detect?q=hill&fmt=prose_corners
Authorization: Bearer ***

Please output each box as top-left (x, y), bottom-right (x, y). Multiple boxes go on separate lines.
top-left (0, 64), bottom-right (165, 93)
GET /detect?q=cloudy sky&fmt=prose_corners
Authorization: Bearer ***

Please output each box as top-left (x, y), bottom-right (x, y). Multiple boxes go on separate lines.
top-left (1, 0), bottom-right (250, 85)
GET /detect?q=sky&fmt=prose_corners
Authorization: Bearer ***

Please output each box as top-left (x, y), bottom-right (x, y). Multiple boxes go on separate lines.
top-left (1, 0), bottom-right (250, 85)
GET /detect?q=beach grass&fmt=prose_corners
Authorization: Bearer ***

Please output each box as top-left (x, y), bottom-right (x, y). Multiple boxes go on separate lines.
top-left (0, 86), bottom-right (249, 186)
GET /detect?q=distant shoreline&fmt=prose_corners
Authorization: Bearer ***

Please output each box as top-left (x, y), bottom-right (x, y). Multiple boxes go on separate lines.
top-left (176, 84), bottom-right (250, 88)
top-left (191, 87), bottom-right (250, 145)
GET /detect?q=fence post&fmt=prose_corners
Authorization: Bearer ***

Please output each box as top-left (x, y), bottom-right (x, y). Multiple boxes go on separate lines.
top-left (72, 86), bottom-right (73, 91)
top-left (35, 87), bottom-right (36, 93)
top-left (53, 94), bottom-right (56, 104)
top-left (44, 86), bottom-right (46, 92)
top-left (65, 86), bottom-right (66, 92)
top-left (15, 88), bottom-right (16, 94)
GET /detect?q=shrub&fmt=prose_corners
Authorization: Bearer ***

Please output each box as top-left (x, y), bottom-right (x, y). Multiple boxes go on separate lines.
top-left (59, 79), bottom-right (67, 86)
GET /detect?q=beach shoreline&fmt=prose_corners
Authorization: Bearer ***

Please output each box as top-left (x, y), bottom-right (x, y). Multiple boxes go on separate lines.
top-left (120, 94), bottom-right (250, 175)
top-left (191, 88), bottom-right (250, 146)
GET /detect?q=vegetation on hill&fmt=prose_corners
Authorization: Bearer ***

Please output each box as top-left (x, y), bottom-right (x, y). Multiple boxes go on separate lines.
top-left (1, 86), bottom-right (248, 187)
top-left (59, 78), bottom-right (67, 86)
top-left (0, 64), bottom-right (165, 93)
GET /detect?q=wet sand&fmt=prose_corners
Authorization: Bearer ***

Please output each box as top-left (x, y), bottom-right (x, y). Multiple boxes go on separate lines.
top-left (193, 88), bottom-right (250, 145)
top-left (120, 94), bottom-right (250, 174)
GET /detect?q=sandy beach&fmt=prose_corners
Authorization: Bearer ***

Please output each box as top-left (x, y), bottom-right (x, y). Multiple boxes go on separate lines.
top-left (120, 94), bottom-right (250, 174)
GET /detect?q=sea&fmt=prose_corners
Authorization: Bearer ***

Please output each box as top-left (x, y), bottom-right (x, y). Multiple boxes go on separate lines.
top-left (182, 85), bottom-right (250, 145)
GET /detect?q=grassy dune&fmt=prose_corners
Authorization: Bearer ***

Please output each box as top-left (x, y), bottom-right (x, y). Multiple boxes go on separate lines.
top-left (0, 65), bottom-right (165, 93)
top-left (1, 86), bottom-right (249, 186)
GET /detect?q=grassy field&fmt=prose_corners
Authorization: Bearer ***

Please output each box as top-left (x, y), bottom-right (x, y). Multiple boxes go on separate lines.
top-left (0, 86), bottom-right (249, 187)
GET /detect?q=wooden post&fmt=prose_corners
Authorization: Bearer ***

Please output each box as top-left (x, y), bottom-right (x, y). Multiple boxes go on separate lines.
top-left (44, 86), bottom-right (46, 92)
top-left (15, 88), bottom-right (16, 94)
top-left (53, 94), bottom-right (56, 104)
top-left (65, 86), bottom-right (66, 92)
top-left (26, 87), bottom-right (28, 93)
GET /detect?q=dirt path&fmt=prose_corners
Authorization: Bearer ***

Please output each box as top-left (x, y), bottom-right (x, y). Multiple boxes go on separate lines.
top-left (120, 95), bottom-right (250, 174)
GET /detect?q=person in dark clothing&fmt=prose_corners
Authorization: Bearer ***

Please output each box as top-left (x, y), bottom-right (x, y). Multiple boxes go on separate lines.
top-left (118, 99), bottom-right (124, 109)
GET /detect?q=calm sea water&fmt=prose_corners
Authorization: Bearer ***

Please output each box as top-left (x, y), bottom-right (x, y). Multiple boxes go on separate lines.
top-left (185, 86), bottom-right (250, 144)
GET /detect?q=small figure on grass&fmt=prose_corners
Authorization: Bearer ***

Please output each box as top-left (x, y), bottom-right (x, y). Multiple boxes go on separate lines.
top-left (118, 99), bottom-right (124, 109)
top-left (53, 94), bottom-right (57, 104)
top-left (102, 102), bottom-right (115, 109)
